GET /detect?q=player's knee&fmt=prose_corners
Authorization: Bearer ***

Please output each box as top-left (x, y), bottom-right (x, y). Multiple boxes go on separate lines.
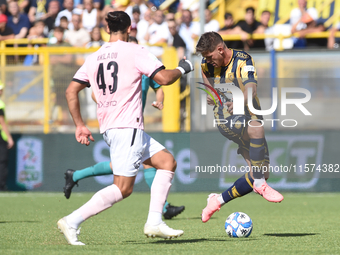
top-left (163, 156), bottom-right (177, 172)
top-left (247, 123), bottom-right (264, 139)
top-left (120, 187), bottom-right (133, 198)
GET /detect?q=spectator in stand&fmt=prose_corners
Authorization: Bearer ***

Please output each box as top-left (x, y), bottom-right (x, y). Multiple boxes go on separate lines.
top-left (218, 12), bottom-right (247, 49)
top-left (290, 0), bottom-right (318, 48)
top-left (165, 12), bottom-right (175, 22)
top-left (131, 4), bottom-right (140, 28)
top-left (136, 7), bottom-right (152, 45)
top-left (48, 26), bottom-right (75, 125)
top-left (251, 10), bottom-right (272, 49)
top-left (7, 1), bottom-right (31, 39)
top-left (18, 0), bottom-right (30, 14)
top-left (65, 13), bottom-right (91, 47)
top-left (82, 0), bottom-right (100, 32)
top-left (0, 0), bottom-right (8, 16)
top-left (254, 10), bottom-right (271, 34)
top-left (86, 26), bottom-right (104, 48)
top-left (204, 8), bottom-right (219, 32)
top-left (236, 7), bottom-right (262, 50)
top-left (167, 19), bottom-right (187, 129)
top-left (55, 0), bottom-right (80, 30)
top-left (167, 19), bottom-right (185, 59)
top-left (148, 0), bottom-right (180, 14)
top-left (99, 9), bottom-right (111, 42)
top-left (125, 0), bottom-right (148, 20)
top-left (27, 20), bottom-right (47, 39)
top-left (0, 14), bottom-right (14, 41)
top-left (42, 0), bottom-right (60, 32)
top-left (178, 9), bottom-right (199, 54)
top-left (130, 22), bottom-right (137, 37)
top-left (28, 0), bottom-right (63, 23)
top-left (59, 16), bottom-right (69, 31)
top-left (48, 26), bottom-right (71, 46)
top-left (144, 9), bottom-right (171, 57)
top-left (294, 20), bottom-right (326, 48)
top-left (237, 7), bottom-right (261, 34)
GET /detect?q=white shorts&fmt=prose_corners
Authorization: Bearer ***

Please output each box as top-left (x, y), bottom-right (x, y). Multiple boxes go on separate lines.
top-left (103, 128), bottom-right (165, 177)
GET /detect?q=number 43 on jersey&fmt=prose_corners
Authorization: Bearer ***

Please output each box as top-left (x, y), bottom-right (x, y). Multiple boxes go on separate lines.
top-left (97, 61), bottom-right (118, 95)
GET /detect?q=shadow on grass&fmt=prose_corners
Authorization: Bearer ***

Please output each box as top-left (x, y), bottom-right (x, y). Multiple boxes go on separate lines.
top-left (172, 217), bottom-right (202, 220)
top-left (264, 233), bottom-right (318, 237)
top-left (0, 221), bottom-right (40, 223)
top-left (125, 238), bottom-right (258, 244)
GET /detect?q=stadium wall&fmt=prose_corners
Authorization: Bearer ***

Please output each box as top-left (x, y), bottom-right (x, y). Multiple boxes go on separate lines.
top-left (6, 131), bottom-right (340, 193)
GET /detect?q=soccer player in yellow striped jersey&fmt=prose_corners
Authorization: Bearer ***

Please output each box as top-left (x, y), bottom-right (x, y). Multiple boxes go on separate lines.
top-left (196, 32), bottom-right (284, 223)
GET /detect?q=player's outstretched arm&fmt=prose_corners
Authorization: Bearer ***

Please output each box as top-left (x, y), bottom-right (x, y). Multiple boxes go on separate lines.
top-left (152, 87), bottom-right (164, 110)
top-left (66, 81), bottom-right (95, 146)
top-left (153, 58), bottom-right (194, 86)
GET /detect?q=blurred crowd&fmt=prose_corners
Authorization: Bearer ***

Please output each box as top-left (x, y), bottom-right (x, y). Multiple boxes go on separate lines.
top-left (0, 0), bottom-right (339, 56)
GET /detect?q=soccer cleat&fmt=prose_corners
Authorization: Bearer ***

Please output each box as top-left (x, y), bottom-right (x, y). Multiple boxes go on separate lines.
top-left (57, 217), bottom-right (85, 245)
top-left (63, 169), bottom-right (78, 199)
top-left (253, 181), bottom-right (284, 203)
top-left (163, 204), bottom-right (185, 220)
top-left (144, 222), bottom-right (184, 239)
top-left (201, 193), bottom-right (221, 223)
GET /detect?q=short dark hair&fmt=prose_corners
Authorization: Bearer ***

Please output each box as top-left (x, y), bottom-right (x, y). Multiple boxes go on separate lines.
top-left (106, 11), bottom-right (131, 34)
top-left (128, 36), bottom-right (138, 44)
top-left (196, 32), bottom-right (224, 54)
top-left (34, 20), bottom-right (45, 26)
top-left (246, 7), bottom-right (255, 14)
top-left (132, 5), bottom-right (140, 14)
top-left (60, 16), bottom-right (68, 21)
top-left (54, 26), bottom-right (64, 33)
top-left (224, 12), bottom-right (232, 20)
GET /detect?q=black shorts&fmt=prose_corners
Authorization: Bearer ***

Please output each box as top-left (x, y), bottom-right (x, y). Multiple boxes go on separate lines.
top-left (213, 105), bottom-right (269, 163)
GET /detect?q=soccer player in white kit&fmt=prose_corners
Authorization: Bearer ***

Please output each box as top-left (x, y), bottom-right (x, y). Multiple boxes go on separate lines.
top-left (57, 11), bottom-right (194, 245)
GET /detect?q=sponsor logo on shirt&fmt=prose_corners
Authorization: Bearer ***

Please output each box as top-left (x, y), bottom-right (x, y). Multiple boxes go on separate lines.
top-left (97, 100), bottom-right (117, 108)
top-left (243, 65), bottom-right (255, 72)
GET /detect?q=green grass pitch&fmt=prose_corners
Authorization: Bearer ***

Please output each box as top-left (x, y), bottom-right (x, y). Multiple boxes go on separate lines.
top-left (0, 192), bottom-right (340, 254)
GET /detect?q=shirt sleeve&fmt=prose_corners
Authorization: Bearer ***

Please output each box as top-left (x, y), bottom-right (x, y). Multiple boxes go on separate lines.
top-left (0, 109), bottom-right (4, 117)
top-left (308, 8), bottom-right (318, 21)
top-left (135, 46), bottom-right (165, 78)
top-left (239, 57), bottom-right (257, 85)
top-left (22, 15), bottom-right (31, 29)
top-left (31, 0), bottom-right (37, 8)
top-left (150, 79), bottom-right (161, 90)
top-left (73, 63), bottom-right (90, 87)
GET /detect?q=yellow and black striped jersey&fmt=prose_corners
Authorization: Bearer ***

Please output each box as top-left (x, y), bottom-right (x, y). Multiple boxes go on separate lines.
top-left (201, 49), bottom-right (262, 120)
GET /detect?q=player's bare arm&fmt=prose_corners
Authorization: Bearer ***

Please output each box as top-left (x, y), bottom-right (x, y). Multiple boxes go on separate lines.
top-left (152, 69), bottom-right (182, 85)
top-left (152, 87), bottom-right (164, 110)
top-left (65, 81), bottom-right (95, 146)
top-left (153, 57), bottom-right (193, 85)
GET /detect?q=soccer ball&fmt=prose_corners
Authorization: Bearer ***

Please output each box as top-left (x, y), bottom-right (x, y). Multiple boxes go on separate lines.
top-left (225, 212), bottom-right (253, 238)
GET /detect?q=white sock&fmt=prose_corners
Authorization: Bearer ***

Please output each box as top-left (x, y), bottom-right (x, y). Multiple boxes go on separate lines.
top-left (146, 211), bottom-right (162, 226)
top-left (146, 170), bottom-right (174, 226)
top-left (65, 211), bottom-right (84, 229)
top-left (254, 178), bottom-right (265, 188)
top-left (65, 184), bottom-right (123, 229)
top-left (217, 194), bottom-right (226, 205)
